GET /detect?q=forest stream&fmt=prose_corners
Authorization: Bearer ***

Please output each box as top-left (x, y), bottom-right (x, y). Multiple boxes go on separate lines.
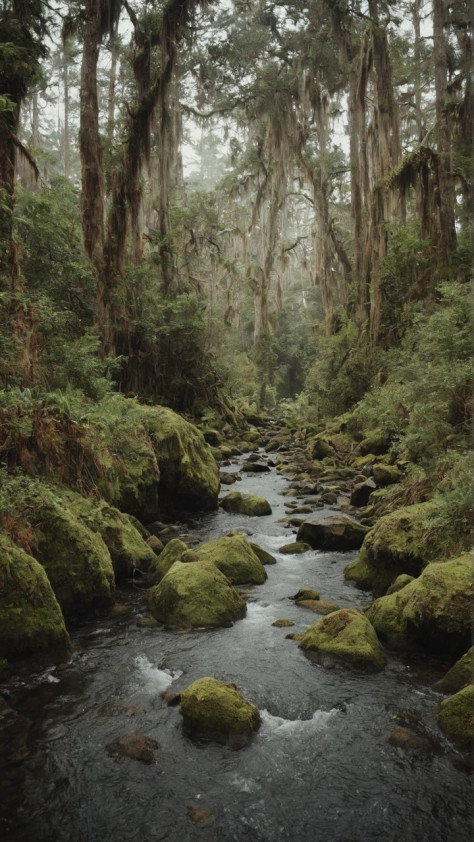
top-left (1, 441), bottom-right (472, 842)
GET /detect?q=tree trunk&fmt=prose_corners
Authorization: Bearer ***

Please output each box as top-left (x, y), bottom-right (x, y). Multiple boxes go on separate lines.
top-left (63, 52), bottom-right (71, 180)
top-left (432, 0), bottom-right (457, 256)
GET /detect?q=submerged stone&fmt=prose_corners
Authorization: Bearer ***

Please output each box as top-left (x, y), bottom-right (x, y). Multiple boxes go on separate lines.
top-left (147, 560), bottom-right (246, 628)
top-left (219, 492), bottom-right (272, 516)
top-left (105, 734), bottom-right (160, 764)
top-left (180, 677), bottom-right (261, 745)
top-left (298, 608), bottom-right (386, 673)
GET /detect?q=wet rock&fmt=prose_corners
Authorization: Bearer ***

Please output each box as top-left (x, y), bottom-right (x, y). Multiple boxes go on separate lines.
top-left (241, 461), bottom-right (271, 473)
top-left (292, 588), bottom-right (320, 602)
top-left (219, 492), bottom-right (272, 517)
top-left (298, 608), bottom-right (387, 673)
top-left (147, 560), bottom-right (246, 628)
top-left (249, 542), bottom-right (277, 565)
top-left (434, 647), bottom-right (473, 694)
top-left (364, 553), bottom-right (472, 654)
top-left (278, 541), bottom-right (312, 555)
top-left (296, 599), bottom-right (339, 615)
top-left (180, 533), bottom-right (267, 585)
top-left (297, 513), bottom-right (368, 551)
top-left (356, 429), bottom-right (391, 456)
top-left (105, 733), bottom-right (160, 764)
top-left (350, 479), bottom-right (377, 507)
top-left (435, 685), bottom-right (474, 749)
top-left (161, 691), bottom-right (181, 706)
top-left (180, 677), bottom-right (261, 745)
top-left (220, 472), bottom-right (237, 485)
top-left (272, 619), bottom-right (294, 627)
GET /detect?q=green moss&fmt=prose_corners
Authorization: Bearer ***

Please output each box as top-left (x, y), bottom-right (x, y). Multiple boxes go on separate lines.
top-left (298, 608), bottom-right (387, 673)
top-left (180, 677), bottom-right (261, 740)
top-left (181, 533), bottom-right (267, 585)
top-left (249, 542), bottom-right (276, 565)
top-left (293, 588), bottom-right (320, 601)
top-left (0, 533), bottom-right (70, 660)
top-left (365, 554), bottom-right (472, 653)
top-left (219, 492), bottom-right (272, 516)
top-left (147, 560), bottom-right (246, 628)
top-left (278, 541), bottom-right (312, 554)
top-left (386, 574), bottom-right (415, 594)
top-left (146, 538), bottom-right (188, 584)
top-left (372, 464), bottom-right (402, 486)
top-left (435, 685), bottom-right (474, 748)
top-left (356, 429), bottom-right (391, 456)
top-left (435, 648), bottom-right (474, 694)
top-left (65, 491), bottom-right (156, 580)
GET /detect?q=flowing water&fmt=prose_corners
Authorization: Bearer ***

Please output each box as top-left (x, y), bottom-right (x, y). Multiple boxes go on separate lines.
top-left (1, 453), bottom-right (472, 841)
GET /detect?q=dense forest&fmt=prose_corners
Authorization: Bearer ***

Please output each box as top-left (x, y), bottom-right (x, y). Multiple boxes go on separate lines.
top-left (0, 1), bottom-right (472, 836)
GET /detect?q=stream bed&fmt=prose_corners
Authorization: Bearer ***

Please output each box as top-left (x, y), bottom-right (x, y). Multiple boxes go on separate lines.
top-left (1, 453), bottom-right (472, 841)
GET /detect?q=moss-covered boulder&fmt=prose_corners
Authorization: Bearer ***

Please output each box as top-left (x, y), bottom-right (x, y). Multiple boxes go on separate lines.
top-left (147, 561), bottom-right (246, 628)
top-left (344, 502), bottom-right (464, 593)
top-left (249, 542), bottom-right (276, 565)
top-left (372, 464), bottom-right (402, 486)
top-left (386, 574), bottom-right (415, 595)
top-left (297, 514), bottom-right (368, 550)
top-left (146, 538), bottom-right (188, 585)
top-left (278, 541), bottom-right (312, 554)
top-left (180, 677), bottom-right (261, 745)
top-left (91, 397), bottom-right (219, 517)
top-left (219, 492), bottom-right (272, 516)
top-left (181, 533), bottom-right (267, 585)
top-left (435, 648), bottom-right (473, 694)
top-left (0, 534), bottom-right (71, 661)
top-left (298, 608), bottom-right (387, 673)
top-left (66, 493), bottom-right (156, 580)
top-left (365, 554), bottom-right (472, 654)
top-left (0, 478), bottom-right (115, 617)
top-left (292, 588), bottom-right (320, 601)
top-left (356, 429), bottom-right (391, 456)
top-left (435, 685), bottom-right (474, 749)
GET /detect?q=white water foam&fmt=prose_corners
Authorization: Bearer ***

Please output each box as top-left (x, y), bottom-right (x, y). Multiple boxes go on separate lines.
top-left (133, 655), bottom-right (182, 693)
top-left (260, 708), bottom-right (338, 738)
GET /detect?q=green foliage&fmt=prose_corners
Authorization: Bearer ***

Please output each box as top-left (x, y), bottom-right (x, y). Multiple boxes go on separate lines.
top-left (379, 224), bottom-right (430, 341)
top-left (305, 319), bottom-right (378, 417)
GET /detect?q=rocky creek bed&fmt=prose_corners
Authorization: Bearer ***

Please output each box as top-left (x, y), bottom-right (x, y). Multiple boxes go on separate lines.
top-left (0, 418), bottom-right (472, 841)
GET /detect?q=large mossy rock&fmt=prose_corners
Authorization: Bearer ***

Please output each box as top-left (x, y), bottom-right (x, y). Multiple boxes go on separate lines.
top-left (298, 608), bottom-right (386, 673)
top-left (91, 397), bottom-right (219, 518)
top-left (0, 479), bottom-right (115, 617)
top-left (435, 685), bottom-right (474, 749)
top-left (180, 677), bottom-right (261, 744)
top-left (147, 560), bottom-right (246, 628)
top-left (297, 514), bottom-right (367, 550)
top-left (219, 492), bottom-right (272, 516)
top-left (181, 533), bottom-right (267, 585)
top-left (0, 534), bottom-right (71, 661)
top-left (364, 554), bottom-right (472, 655)
top-left (344, 501), bottom-right (463, 593)
top-left (146, 538), bottom-right (188, 585)
top-left (65, 493), bottom-right (156, 580)
top-left (435, 647), bottom-right (473, 694)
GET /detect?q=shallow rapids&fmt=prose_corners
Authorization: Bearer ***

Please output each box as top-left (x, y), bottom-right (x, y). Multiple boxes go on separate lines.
top-left (1, 452), bottom-right (472, 841)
